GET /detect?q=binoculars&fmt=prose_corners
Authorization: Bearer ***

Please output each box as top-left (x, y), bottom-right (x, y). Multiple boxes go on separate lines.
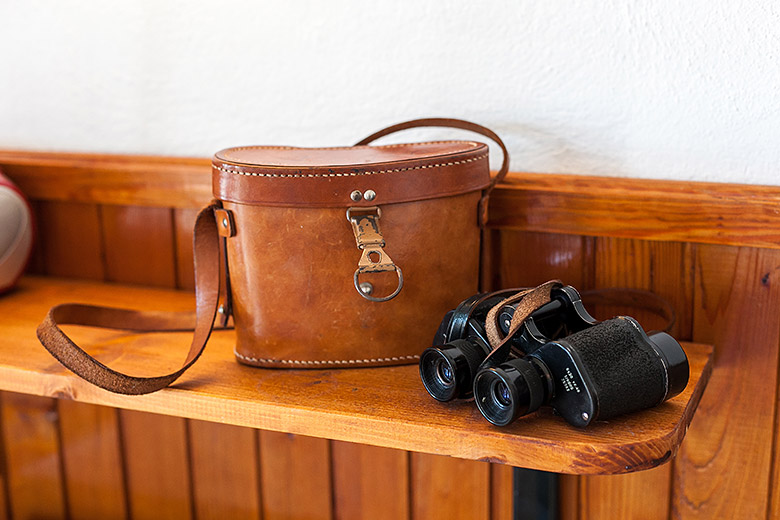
top-left (419, 285), bottom-right (689, 427)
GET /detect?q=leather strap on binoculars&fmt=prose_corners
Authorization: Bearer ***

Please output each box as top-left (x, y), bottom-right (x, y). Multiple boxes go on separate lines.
top-left (480, 281), bottom-right (678, 369)
top-left (482, 280), bottom-right (562, 367)
top-left (36, 202), bottom-right (224, 395)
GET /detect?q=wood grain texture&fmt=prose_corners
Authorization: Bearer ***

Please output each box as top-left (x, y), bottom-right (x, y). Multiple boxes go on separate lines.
top-left (4, 149), bottom-right (780, 248)
top-left (58, 400), bottom-right (127, 520)
top-left (173, 208), bottom-right (199, 290)
top-left (120, 410), bottom-right (193, 520)
top-left (188, 420), bottom-right (261, 520)
top-left (674, 245), bottom-right (780, 519)
top-left (36, 200), bottom-right (105, 279)
top-left (490, 172), bottom-right (780, 249)
top-left (0, 277), bottom-right (713, 475)
top-left (411, 454), bottom-right (489, 520)
top-left (0, 150), bottom-right (211, 208)
top-left (592, 239), bottom-right (693, 339)
top-left (100, 205), bottom-right (177, 287)
top-left (259, 432), bottom-right (332, 520)
top-left (491, 464), bottom-right (514, 520)
top-left (578, 238), bottom-right (693, 520)
top-left (0, 394), bottom-right (9, 520)
top-left (0, 392), bottom-right (67, 519)
top-left (580, 466), bottom-right (671, 520)
top-left (331, 441), bottom-right (409, 520)
top-left (489, 230), bottom-right (592, 290)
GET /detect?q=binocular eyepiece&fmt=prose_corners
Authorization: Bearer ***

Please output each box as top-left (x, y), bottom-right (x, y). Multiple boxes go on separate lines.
top-left (420, 286), bottom-right (690, 427)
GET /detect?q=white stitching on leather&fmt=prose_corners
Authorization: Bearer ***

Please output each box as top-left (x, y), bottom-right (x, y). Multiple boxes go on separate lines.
top-left (223, 140), bottom-right (480, 154)
top-left (213, 153), bottom-right (488, 178)
top-left (234, 349), bottom-right (420, 365)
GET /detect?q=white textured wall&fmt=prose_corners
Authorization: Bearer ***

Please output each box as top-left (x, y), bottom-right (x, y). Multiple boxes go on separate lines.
top-left (1, 1), bottom-right (779, 185)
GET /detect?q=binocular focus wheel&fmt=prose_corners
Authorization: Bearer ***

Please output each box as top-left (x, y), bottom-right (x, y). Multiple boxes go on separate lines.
top-left (353, 266), bottom-right (404, 302)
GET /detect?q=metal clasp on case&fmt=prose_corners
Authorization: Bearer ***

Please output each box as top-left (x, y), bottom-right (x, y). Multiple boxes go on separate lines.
top-left (346, 206), bottom-right (403, 302)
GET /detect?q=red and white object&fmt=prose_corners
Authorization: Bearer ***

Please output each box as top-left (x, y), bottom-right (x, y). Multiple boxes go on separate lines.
top-left (0, 171), bottom-right (33, 293)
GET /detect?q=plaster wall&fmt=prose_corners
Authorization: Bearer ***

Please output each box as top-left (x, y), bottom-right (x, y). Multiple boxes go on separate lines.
top-left (1, 1), bottom-right (778, 185)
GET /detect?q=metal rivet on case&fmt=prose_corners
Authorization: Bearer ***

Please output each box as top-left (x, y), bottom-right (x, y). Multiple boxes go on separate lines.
top-left (218, 304), bottom-right (225, 315)
top-left (222, 218), bottom-right (228, 228)
top-left (359, 282), bottom-right (374, 295)
top-left (363, 189), bottom-right (376, 201)
top-left (350, 190), bottom-right (363, 202)
top-left (504, 319), bottom-right (511, 330)
top-left (581, 412), bottom-right (590, 421)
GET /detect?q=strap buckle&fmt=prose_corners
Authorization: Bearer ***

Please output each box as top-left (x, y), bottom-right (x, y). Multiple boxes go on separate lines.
top-left (347, 207), bottom-right (403, 302)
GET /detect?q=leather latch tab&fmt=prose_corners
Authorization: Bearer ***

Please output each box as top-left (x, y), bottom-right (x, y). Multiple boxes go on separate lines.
top-left (346, 206), bottom-right (403, 302)
top-left (215, 209), bottom-right (236, 238)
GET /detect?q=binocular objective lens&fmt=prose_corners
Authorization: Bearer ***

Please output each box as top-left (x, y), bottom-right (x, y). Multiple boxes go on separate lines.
top-left (493, 380), bottom-right (512, 407)
top-left (435, 359), bottom-right (454, 386)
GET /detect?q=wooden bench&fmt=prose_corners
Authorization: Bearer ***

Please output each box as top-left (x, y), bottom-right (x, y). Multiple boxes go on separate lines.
top-left (1, 150), bottom-right (778, 520)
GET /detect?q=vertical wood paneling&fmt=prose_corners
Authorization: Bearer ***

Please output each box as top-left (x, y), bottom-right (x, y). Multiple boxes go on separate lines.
top-left (188, 420), bottom-right (261, 520)
top-left (259, 432), bottom-right (332, 520)
top-left (580, 468), bottom-right (671, 520)
top-left (101, 205), bottom-right (176, 287)
top-left (173, 207), bottom-right (199, 290)
top-left (491, 464), bottom-right (514, 520)
top-left (0, 395), bottom-right (12, 520)
top-left (410, 454), bottom-right (490, 520)
top-left (36, 200), bottom-right (105, 279)
top-left (674, 245), bottom-right (780, 519)
top-left (58, 400), bottom-right (127, 519)
top-left (578, 238), bottom-right (693, 520)
top-left (493, 230), bottom-right (592, 290)
top-left (332, 441), bottom-right (409, 520)
top-left (491, 230), bottom-right (594, 520)
top-left (120, 410), bottom-right (193, 519)
top-left (1, 392), bottom-right (67, 519)
top-left (25, 200), bottom-right (46, 276)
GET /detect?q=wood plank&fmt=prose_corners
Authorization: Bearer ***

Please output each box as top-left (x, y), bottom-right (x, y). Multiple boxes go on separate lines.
top-left (0, 392), bottom-right (67, 519)
top-left (674, 245), bottom-right (780, 519)
top-left (559, 473), bottom-right (579, 520)
top-left (332, 441), bottom-right (409, 520)
top-left (0, 396), bottom-right (11, 520)
top-left (120, 410), bottom-right (192, 519)
top-left (491, 230), bottom-right (592, 290)
top-left (58, 400), bottom-right (127, 519)
top-left (259, 432), bottom-right (332, 520)
top-left (489, 173), bottom-right (780, 249)
top-left (35, 200), bottom-right (105, 280)
top-left (578, 238), bottom-right (693, 520)
top-left (100, 205), bottom-right (177, 287)
top-left (188, 420), bottom-right (261, 520)
top-left (0, 276), bottom-right (712, 475)
top-left (0, 150), bottom-right (211, 208)
top-left (491, 464), bottom-right (514, 520)
top-left (580, 467), bottom-right (671, 520)
top-left (173, 208), bottom-right (199, 290)
top-left (3, 149), bottom-right (780, 249)
top-left (410, 454), bottom-right (489, 520)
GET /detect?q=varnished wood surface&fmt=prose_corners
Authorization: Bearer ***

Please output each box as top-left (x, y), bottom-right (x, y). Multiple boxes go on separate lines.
top-left (3, 149), bottom-right (780, 248)
top-left (491, 172), bottom-right (780, 249)
top-left (2, 276), bottom-right (711, 475)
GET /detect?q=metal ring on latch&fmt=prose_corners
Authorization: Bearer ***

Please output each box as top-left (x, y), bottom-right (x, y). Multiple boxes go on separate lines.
top-left (354, 266), bottom-right (404, 302)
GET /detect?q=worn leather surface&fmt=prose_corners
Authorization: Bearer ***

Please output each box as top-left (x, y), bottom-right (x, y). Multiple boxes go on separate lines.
top-left (213, 141), bottom-right (490, 208)
top-left (226, 193), bottom-right (482, 367)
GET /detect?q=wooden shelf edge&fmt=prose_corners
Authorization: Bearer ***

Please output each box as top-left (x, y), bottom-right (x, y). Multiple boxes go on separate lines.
top-left (0, 277), bottom-right (714, 475)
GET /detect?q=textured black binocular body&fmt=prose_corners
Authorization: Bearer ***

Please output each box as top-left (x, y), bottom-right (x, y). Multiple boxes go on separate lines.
top-left (419, 286), bottom-right (689, 427)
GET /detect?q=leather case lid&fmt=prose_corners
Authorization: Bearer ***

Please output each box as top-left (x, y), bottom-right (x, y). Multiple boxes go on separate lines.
top-left (212, 141), bottom-right (490, 207)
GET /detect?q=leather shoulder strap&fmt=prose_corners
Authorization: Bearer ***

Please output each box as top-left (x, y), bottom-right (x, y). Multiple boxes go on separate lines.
top-left (36, 203), bottom-right (222, 395)
top-left (355, 117), bottom-right (509, 226)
